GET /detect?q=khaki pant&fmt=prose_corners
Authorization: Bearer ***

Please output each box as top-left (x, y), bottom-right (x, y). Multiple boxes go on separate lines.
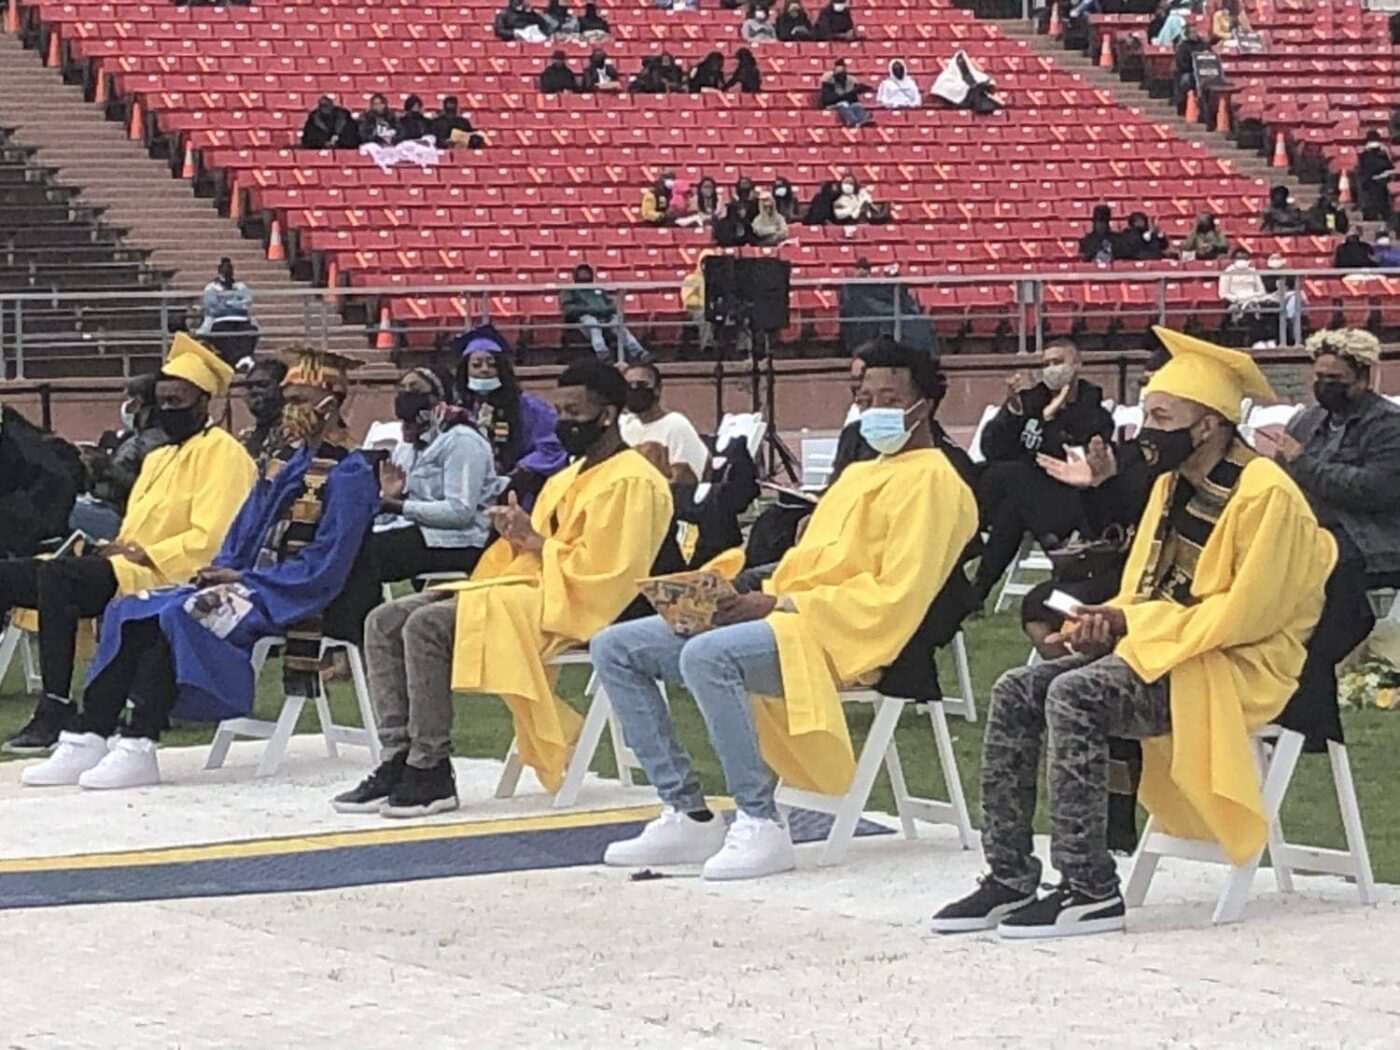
top-left (365, 590), bottom-right (457, 769)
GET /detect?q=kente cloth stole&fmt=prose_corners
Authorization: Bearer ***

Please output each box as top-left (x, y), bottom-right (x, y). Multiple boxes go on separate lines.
top-left (1132, 438), bottom-right (1256, 606)
top-left (259, 454), bottom-right (336, 697)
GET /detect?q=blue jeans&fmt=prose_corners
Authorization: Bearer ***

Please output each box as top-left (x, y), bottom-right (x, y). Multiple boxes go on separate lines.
top-left (589, 614), bottom-right (784, 819)
top-left (578, 313), bottom-right (647, 363)
top-left (834, 102), bottom-right (870, 128)
top-left (68, 497), bottom-right (123, 541)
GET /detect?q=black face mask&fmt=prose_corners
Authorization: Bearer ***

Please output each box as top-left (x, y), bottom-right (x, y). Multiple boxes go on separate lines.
top-left (555, 413), bottom-right (607, 457)
top-left (1314, 379), bottom-right (1354, 415)
top-left (1137, 425), bottom-right (1197, 475)
top-left (625, 386), bottom-right (657, 414)
top-left (394, 390), bottom-right (433, 423)
top-left (158, 404), bottom-right (207, 444)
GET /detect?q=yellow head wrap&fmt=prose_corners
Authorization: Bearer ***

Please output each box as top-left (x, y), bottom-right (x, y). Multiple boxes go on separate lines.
top-left (1144, 327), bottom-right (1275, 424)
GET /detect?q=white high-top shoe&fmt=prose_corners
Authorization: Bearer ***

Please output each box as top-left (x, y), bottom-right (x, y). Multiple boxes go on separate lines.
top-left (603, 806), bottom-right (727, 867)
top-left (20, 732), bottom-right (108, 787)
top-left (78, 737), bottom-right (161, 790)
top-left (701, 812), bottom-right (796, 881)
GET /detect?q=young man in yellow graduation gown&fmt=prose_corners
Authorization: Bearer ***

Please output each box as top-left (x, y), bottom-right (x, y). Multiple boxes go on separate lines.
top-left (1, 333), bottom-right (256, 753)
top-left (591, 340), bottom-right (978, 881)
top-left (934, 328), bottom-right (1335, 941)
top-left (332, 360), bottom-right (673, 818)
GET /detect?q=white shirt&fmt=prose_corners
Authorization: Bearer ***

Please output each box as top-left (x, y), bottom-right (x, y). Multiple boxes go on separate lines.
top-left (620, 411), bottom-right (709, 480)
top-left (877, 75), bottom-right (922, 108)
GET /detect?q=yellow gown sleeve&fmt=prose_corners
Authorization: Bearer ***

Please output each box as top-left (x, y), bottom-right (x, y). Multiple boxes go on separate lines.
top-left (538, 474), bottom-right (674, 640)
top-left (1115, 484), bottom-right (1336, 684)
top-left (136, 439), bottom-right (256, 584)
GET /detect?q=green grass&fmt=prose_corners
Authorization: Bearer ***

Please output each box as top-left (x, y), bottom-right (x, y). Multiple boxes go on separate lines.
top-left (3, 611), bottom-right (1396, 883)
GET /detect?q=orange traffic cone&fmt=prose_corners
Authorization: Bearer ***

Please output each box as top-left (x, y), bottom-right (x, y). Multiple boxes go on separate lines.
top-left (127, 98), bottom-right (143, 140)
top-left (323, 260), bottom-right (339, 303)
top-left (1184, 89), bottom-right (1199, 123)
top-left (45, 29), bottom-right (58, 67)
top-left (6, 3), bottom-right (19, 35)
top-left (228, 175), bottom-right (242, 220)
top-left (1048, 3), bottom-right (1062, 37)
top-left (93, 63), bottom-right (106, 105)
top-left (1338, 172), bottom-right (1351, 204)
top-left (1098, 32), bottom-right (1112, 69)
top-left (374, 304), bottom-right (395, 349)
top-left (1271, 131), bottom-right (1287, 168)
top-left (180, 142), bottom-right (195, 179)
top-left (265, 218), bottom-right (284, 261)
top-left (1215, 94), bottom-right (1229, 132)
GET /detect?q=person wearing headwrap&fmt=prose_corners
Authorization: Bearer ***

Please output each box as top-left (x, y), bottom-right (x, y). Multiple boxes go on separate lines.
top-left (21, 348), bottom-right (378, 791)
top-left (935, 328), bottom-right (1335, 940)
top-left (876, 58), bottom-right (921, 108)
top-left (456, 329), bottom-right (568, 509)
top-left (2, 334), bottom-right (257, 754)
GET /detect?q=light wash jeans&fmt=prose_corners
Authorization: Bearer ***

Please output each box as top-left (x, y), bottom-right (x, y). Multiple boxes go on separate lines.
top-left (578, 313), bottom-right (648, 363)
top-left (589, 614), bottom-right (784, 819)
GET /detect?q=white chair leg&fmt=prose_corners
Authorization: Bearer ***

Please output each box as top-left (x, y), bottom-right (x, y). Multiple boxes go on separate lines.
top-left (204, 721), bottom-right (238, 770)
top-left (255, 696), bottom-right (307, 778)
top-left (0, 625), bottom-right (20, 690)
top-left (818, 696), bottom-right (905, 866)
top-left (553, 682), bottom-right (613, 810)
top-left (495, 738), bottom-right (525, 799)
top-left (20, 633), bottom-right (40, 693)
top-left (313, 691), bottom-right (339, 760)
top-left (1213, 847), bottom-right (1265, 925)
top-left (1214, 728), bottom-right (1304, 924)
top-left (882, 737), bottom-right (919, 840)
top-left (950, 630), bottom-right (977, 723)
top-left (1123, 815), bottom-right (1161, 908)
top-left (344, 642), bottom-right (382, 766)
top-left (1329, 741), bottom-right (1376, 905)
top-left (927, 699), bottom-right (974, 849)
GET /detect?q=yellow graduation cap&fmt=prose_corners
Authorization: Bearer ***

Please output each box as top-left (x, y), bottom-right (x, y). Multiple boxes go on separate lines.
top-left (280, 345), bottom-right (361, 394)
top-left (161, 332), bottom-right (235, 398)
top-left (1144, 327), bottom-right (1275, 424)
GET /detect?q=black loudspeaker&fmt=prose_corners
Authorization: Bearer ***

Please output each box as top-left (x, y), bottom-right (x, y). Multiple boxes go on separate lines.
top-left (703, 257), bottom-right (792, 333)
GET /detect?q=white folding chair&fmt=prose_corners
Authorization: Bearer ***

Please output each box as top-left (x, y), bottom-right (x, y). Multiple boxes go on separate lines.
top-left (494, 649), bottom-right (647, 809)
top-left (966, 404), bottom-right (1002, 464)
top-left (1125, 725), bottom-right (1375, 924)
top-left (1112, 403), bottom-right (1143, 440)
top-left (775, 687), bottom-right (973, 866)
top-left (0, 621), bottom-right (41, 694)
top-left (713, 412), bottom-right (767, 463)
top-left (799, 435), bottom-right (839, 491)
top-left (205, 635), bottom-right (381, 777)
top-left (994, 535), bottom-right (1053, 614)
top-left (938, 629), bottom-right (978, 723)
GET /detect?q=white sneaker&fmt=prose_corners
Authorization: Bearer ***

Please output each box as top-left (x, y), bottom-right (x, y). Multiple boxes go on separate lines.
top-left (78, 737), bottom-right (161, 790)
top-left (701, 812), bottom-right (796, 882)
top-left (20, 731), bottom-right (108, 787)
top-left (603, 806), bottom-right (728, 867)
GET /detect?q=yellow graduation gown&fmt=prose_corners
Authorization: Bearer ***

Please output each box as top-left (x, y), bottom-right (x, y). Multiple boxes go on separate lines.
top-left (109, 425), bottom-right (257, 595)
top-left (1112, 458), bottom-right (1336, 863)
top-left (758, 448), bottom-right (979, 795)
top-left (441, 449), bottom-right (673, 790)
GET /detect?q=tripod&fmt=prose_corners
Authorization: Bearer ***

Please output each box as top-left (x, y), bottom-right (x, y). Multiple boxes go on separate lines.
top-left (749, 331), bottom-right (800, 483)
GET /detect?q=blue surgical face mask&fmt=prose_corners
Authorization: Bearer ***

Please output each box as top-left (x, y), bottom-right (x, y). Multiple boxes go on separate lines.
top-left (468, 375), bottom-right (502, 394)
top-left (859, 400), bottom-right (924, 455)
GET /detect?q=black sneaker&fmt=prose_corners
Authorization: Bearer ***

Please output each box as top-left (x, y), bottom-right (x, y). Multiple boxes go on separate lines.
top-left (331, 752), bottom-right (408, 814)
top-left (931, 876), bottom-right (1038, 933)
top-left (1, 698), bottom-right (77, 755)
top-left (380, 759), bottom-right (459, 819)
top-left (997, 884), bottom-right (1125, 941)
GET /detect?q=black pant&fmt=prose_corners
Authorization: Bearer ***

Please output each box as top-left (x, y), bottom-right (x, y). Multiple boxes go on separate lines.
top-left (370, 525), bottom-right (482, 585)
top-left (79, 617), bottom-right (177, 740)
top-left (974, 461), bottom-right (1089, 598)
top-left (0, 554), bottom-right (118, 699)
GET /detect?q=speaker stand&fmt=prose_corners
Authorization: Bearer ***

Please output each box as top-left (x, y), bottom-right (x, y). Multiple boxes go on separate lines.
top-left (750, 332), bottom-right (799, 483)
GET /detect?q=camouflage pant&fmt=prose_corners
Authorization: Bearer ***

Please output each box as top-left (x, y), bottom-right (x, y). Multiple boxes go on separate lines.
top-left (980, 652), bottom-right (1171, 898)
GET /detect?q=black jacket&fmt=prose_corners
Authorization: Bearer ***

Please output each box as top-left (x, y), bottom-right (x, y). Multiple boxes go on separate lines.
top-left (981, 379), bottom-right (1114, 464)
top-left (0, 406), bottom-right (82, 557)
top-left (300, 106), bottom-right (358, 149)
top-left (724, 64), bottom-right (762, 93)
top-left (430, 113), bottom-right (478, 148)
top-left (813, 5), bottom-right (853, 39)
top-left (539, 64), bottom-right (580, 93)
top-left (1112, 228), bottom-right (1169, 261)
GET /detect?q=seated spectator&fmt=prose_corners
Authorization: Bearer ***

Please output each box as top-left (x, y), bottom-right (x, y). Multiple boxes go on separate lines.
top-left (430, 96), bottom-right (484, 149)
top-left (581, 48), bottom-right (622, 92)
top-left (930, 50), bottom-right (1001, 114)
top-left (750, 191), bottom-right (789, 246)
top-left (1218, 246), bottom-right (1273, 318)
top-left (1260, 184), bottom-right (1308, 234)
top-left (457, 331), bottom-right (567, 508)
top-left (1152, 0), bottom-right (1189, 46)
top-left (397, 95), bottom-right (430, 142)
top-left (1170, 26), bottom-right (1209, 109)
top-left (1333, 228), bottom-right (1376, 270)
top-left (833, 174), bottom-right (882, 224)
top-left (776, 0), bottom-right (813, 40)
top-left (300, 95), bottom-right (358, 149)
top-left (742, 4), bottom-right (777, 42)
top-left (196, 257), bottom-right (255, 340)
top-left (802, 179), bottom-right (839, 225)
top-left (877, 58), bottom-right (921, 109)
top-left (577, 0), bottom-right (609, 34)
top-left (539, 50), bottom-right (580, 94)
top-left (1355, 130), bottom-right (1396, 223)
top-left (838, 257), bottom-right (936, 354)
top-left (619, 363), bottom-right (710, 483)
top-left (1078, 204), bottom-right (1115, 263)
top-left (724, 48), bottom-right (762, 93)
top-left (370, 367), bottom-right (502, 587)
top-left (714, 177), bottom-right (760, 245)
top-left (1210, 0), bottom-right (1250, 41)
top-left (629, 55), bottom-right (667, 94)
top-left (1304, 188), bottom-right (1349, 236)
top-left (237, 357), bottom-right (287, 460)
top-left (1112, 211), bottom-right (1169, 261)
top-left (559, 262), bottom-right (649, 363)
top-left (813, 0), bottom-right (855, 41)
top-left (357, 94), bottom-right (399, 146)
top-left (1373, 230), bottom-right (1400, 268)
top-left (23, 348), bottom-right (378, 792)
top-left (71, 376), bottom-right (170, 541)
top-left (591, 341), bottom-right (976, 881)
top-left (640, 171), bottom-right (677, 225)
top-left (969, 339), bottom-right (1113, 610)
top-left (819, 60), bottom-right (872, 128)
top-left (934, 330), bottom-right (1334, 939)
top-left (541, 0), bottom-right (579, 34)
top-left (657, 52), bottom-right (686, 91)
top-left (689, 51), bottom-right (726, 92)
top-left (2, 335), bottom-right (256, 754)
top-left (678, 176), bottom-right (723, 228)
top-left (771, 176), bottom-right (799, 220)
top-left (495, 0), bottom-right (549, 41)
top-left (1179, 212), bottom-right (1229, 260)
top-left (330, 361), bottom-right (673, 818)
